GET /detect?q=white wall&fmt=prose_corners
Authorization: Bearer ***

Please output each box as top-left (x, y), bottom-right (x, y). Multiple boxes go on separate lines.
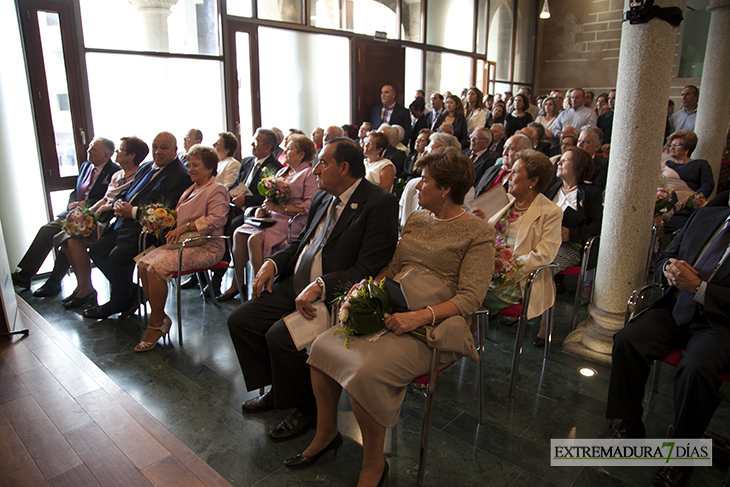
top-left (0, 1), bottom-right (49, 269)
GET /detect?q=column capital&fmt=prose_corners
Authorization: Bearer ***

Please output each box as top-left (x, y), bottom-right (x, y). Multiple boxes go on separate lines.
top-left (128, 0), bottom-right (179, 10)
top-left (708, 0), bottom-right (730, 12)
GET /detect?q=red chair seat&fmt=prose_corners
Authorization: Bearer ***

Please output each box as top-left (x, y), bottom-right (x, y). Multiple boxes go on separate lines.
top-left (412, 359), bottom-right (461, 385)
top-left (498, 304), bottom-right (522, 317)
top-left (558, 265), bottom-right (581, 276)
top-left (660, 349), bottom-right (730, 381)
top-left (171, 261), bottom-right (229, 278)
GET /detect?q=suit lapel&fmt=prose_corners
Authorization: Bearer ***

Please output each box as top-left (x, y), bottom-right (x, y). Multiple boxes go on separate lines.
top-left (297, 193), bottom-right (333, 250)
top-left (327, 180), bottom-right (367, 244)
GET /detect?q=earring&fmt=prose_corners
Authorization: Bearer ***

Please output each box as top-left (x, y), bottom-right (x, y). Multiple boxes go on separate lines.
top-left (529, 185), bottom-right (533, 189)
top-left (441, 194), bottom-right (446, 200)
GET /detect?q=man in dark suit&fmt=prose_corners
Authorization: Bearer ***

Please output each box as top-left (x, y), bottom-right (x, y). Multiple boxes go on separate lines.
top-left (489, 123), bottom-right (505, 155)
top-left (211, 128), bottom-right (284, 297)
top-left (12, 138), bottom-right (120, 295)
top-left (597, 89), bottom-right (615, 153)
top-left (426, 92), bottom-right (444, 130)
top-left (409, 97), bottom-right (427, 153)
top-left (473, 134), bottom-right (532, 198)
top-left (378, 124), bottom-right (407, 179)
top-left (84, 132), bottom-right (192, 319)
top-left (604, 199), bottom-right (730, 487)
top-left (370, 84), bottom-right (412, 147)
top-left (463, 127), bottom-right (498, 185)
top-left (227, 137), bottom-right (398, 443)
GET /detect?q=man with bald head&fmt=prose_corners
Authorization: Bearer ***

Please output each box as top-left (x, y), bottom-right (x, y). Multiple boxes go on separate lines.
top-left (473, 134), bottom-right (534, 199)
top-left (370, 84), bottom-right (412, 146)
top-left (85, 131), bottom-right (192, 319)
top-left (179, 128), bottom-right (202, 164)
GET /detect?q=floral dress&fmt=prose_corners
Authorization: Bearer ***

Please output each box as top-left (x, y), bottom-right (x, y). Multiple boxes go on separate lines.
top-left (483, 206), bottom-right (523, 308)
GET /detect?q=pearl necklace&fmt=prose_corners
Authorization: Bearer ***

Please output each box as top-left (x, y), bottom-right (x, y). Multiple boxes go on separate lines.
top-left (432, 209), bottom-right (466, 222)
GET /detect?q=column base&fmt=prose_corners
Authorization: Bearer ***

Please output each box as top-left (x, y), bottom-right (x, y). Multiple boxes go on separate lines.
top-left (562, 303), bottom-right (624, 366)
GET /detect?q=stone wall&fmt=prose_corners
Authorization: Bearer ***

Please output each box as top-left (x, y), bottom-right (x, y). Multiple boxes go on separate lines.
top-left (535, 0), bottom-right (701, 106)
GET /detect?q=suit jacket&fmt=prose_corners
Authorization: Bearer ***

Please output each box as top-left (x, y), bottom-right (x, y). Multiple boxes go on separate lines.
top-left (543, 181), bottom-right (603, 245)
top-left (270, 179), bottom-right (399, 303)
top-left (597, 110), bottom-right (614, 145)
top-left (652, 205), bottom-right (730, 351)
top-left (229, 154), bottom-right (283, 207)
top-left (490, 138), bottom-right (505, 156)
top-left (62, 159), bottom-right (121, 217)
top-left (370, 103), bottom-right (412, 146)
top-left (426, 109), bottom-right (443, 130)
top-left (488, 194), bottom-right (562, 319)
top-left (462, 150), bottom-right (498, 187)
top-left (409, 115), bottom-right (428, 153)
top-left (113, 158), bottom-right (192, 248)
top-left (382, 145), bottom-right (407, 180)
top-left (474, 159), bottom-right (506, 197)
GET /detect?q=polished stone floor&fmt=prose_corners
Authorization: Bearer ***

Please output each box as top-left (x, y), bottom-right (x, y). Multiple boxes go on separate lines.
top-left (16, 270), bottom-right (730, 486)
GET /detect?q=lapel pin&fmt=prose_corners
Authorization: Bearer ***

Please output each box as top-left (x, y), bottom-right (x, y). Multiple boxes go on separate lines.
top-left (350, 203), bottom-right (358, 210)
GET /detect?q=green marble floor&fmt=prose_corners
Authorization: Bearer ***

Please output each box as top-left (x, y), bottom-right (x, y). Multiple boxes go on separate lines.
top-left (18, 270), bottom-right (730, 486)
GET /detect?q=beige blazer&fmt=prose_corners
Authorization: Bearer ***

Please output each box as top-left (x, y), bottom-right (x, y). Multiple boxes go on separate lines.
top-left (489, 193), bottom-right (562, 319)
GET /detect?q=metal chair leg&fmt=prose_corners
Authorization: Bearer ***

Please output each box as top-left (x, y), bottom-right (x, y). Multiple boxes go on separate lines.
top-left (417, 348), bottom-right (440, 487)
top-left (509, 305), bottom-right (529, 398)
top-left (476, 313), bottom-right (485, 425)
top-left (544, 304), bottom-right (554, 360)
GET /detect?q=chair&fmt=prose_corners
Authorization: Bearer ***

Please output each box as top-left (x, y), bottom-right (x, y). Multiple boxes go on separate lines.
top-left (556, 236), bottom-right (599, 332)
top-left (413, 310), bottom-right (487, 487)
top-left (171, 234), bottom-right (243, 346)
top-left (488, 264), bottom-right (558, 397)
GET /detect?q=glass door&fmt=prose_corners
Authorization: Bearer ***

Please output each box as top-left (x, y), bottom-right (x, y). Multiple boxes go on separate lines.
top-left (224, 21), bottom-right (259, 159)
top-left (19, 0), bottom-right (92, 194)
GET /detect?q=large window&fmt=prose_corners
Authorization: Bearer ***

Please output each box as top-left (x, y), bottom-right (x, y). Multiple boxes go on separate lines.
top-left (514, 0), bottom-right (536, 83)
top-left (80, 0), bottom-right (220, 55)
top-left (311, 0), bottom-right (398, 38)
top-left (258, 27), bottom-right (350, 134)
top-left (678, 0), bottom-right (710, 78)
top-left (426, 0), bottom-right (474, 53)
top-left (86, 53), bottom-right (226, 148)
top-left (424, 51), bottom-right (472, 99)
top-left (488, 0), bottom-right (512, 82)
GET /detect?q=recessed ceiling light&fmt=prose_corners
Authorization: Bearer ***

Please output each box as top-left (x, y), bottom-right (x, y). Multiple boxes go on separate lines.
top-left (579, 367), bottom-right (597, 377)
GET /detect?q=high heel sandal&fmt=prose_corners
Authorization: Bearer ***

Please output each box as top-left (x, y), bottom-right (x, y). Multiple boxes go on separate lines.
top-left (64, 290), bottom-right (97, 309)
top-left (134, 316), bottom-right (172, 352)
top-left (284, 432), bottom-right (343, 469)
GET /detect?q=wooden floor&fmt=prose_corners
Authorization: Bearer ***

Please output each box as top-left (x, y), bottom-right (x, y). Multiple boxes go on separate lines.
top-left (0, 298), bottom-right (233, 487)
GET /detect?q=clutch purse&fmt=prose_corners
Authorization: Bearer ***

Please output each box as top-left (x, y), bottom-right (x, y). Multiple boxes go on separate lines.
top-left (166, 231), bottom-right (206, 249)
top-left (245, 217), bottom-right (276, 229)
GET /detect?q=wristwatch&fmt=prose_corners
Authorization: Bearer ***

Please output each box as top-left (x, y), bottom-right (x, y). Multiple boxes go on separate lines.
top-left (315, 277), bottom-right (325, 289)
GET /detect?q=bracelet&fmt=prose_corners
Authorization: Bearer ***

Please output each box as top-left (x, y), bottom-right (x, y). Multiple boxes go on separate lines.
top-left (186, 221), bottom-right (191, 230)
top-left (426, 306), bottom-right (436, 326)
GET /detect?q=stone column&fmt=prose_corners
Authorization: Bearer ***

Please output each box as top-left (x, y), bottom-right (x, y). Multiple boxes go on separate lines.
top-left (692, 0), bottom-right (730, 194)
top-left (563, 0), bottom-right (682, 364)
top-left (128, 0), bottom-right (180, 52)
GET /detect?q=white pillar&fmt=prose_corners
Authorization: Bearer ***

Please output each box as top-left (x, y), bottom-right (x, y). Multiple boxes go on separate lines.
top-left (128, 0), bottom-right (180, 52)
top-left (563, 0), bottom-right (682, 364)
top-left (692, 0), bottom-right (730, 194)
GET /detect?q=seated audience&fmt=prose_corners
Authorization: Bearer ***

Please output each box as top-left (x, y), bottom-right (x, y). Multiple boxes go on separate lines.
top-left (465, 127), bottom-right (498, 184)
top-left (535, 147), bottom-right (602, 346)
top-left (377, 124), bottom-right (407, 178)
top-left (220, 135), bottom-right (318, 301)
top-left (465, 87), bottom-right (487, 134)
top-left (433, 94), bottom-right (469, 149)
top-left (409, 97), bottom-right (428, 153)
top-left (85, 132), bottom-right (192, 320)
top-left (358, 122), bottom-right (374, 147)
top-left (437, 123), bottom-right (454, 135)
top-left (227, 137), bottom-right (398, 449)
top-left (576, 125), bottom-right (606, 187)
top-left (290, 146), bottom-right (493, 486)
top-left (661, 130), bottom-right (714, 232)
top-left (478, 150), bottom-right (561, 324)
top-left (473, 134), bottom-right (533, 198)
top-left (179, 128), bottom-right (202, 165)
top-left (527, 122), bottom-right (552, 156)
top-left (62, 136), bottom-right (148, 308)
top-left (504, 94), bottom-right (534, 139)
top-left (364, 131), bottom-right (396, 192)
top-left (604, 191), bottom-right (730, 487)
top-left (489, 123), bottom-right (506, 154)
top-left (12, 138), bottom-right (120, 296)
top-left (213, 131), bottom-right (241, 188)
top-left (552, 88), bottom-right (598, 139)
top-left (487, 102), bottom-right (506, 127)
top-left (134, 145), bottom-right (229, 351)
top-left (405, 128), bottom-right (432, 180)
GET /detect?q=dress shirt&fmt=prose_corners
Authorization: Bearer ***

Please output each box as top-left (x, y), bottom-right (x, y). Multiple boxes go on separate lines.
top-left (381, 103), bottom-right (395, 124)
top-left (552, 106), bottom-right (598, 138)
top-left (669, 108), bottom-right (697, 132)
top-left (245, 157), bottom-right (267, 188)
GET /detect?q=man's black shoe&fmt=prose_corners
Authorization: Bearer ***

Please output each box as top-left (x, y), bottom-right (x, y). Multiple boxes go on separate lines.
top-left (241, 390), bottom-right (274, 414)
top-left (269, 409), bottom-right (316, 442)
top-left (33, 278), bottom-right (62, 297)
top-left (83, 302), bottom-right (114, 320)
top-left (11, 271), bottom-right (32, 290)
top-left (180, 275), bottom-right (199, 289)
top-left (202, 284), bottom-right (221, 299)
top-left (601, 419), bottom-right (646, 439)
top-left (650, 466), bottom-right (693, 487)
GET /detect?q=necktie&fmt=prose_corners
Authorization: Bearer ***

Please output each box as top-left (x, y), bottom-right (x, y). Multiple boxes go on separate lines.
top-left (78, 166), bottom-right (97, 202)
top-left (246, 161), bottom-right (263, 189)
top-left (470, 152), bottom-right (478, 162)
top-left (488, 168), bottom-right (510, 192)
top-left (672, 221), bottom-right (730, 325)
top-left (292, 197), bottom-right (340, 294)
top-left (113, 167), bottom-right (159, 230)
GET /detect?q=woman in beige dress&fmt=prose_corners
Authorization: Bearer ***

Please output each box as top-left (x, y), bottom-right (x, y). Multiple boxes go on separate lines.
top-left (284, 146), bottom-right (494, 487)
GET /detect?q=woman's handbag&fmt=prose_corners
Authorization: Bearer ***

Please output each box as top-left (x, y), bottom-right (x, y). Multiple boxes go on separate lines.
top-left (166, 231), bottom-right (206, 249)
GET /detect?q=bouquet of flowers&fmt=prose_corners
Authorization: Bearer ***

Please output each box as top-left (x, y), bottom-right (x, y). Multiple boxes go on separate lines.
top-left (61, 206), bottom-right (97, 239)
top-left (258, 173), bottom-right (291, 206)
top-left (685, 192), bottom-right (707, 211)
top-left (140, 202), bottom-right (177, 240)
top-left (491, 237), bottom-right (523, 287)
top-left (333, 277), bottom-right (393, 348)
top-left (654, 188), bottom-right (675, 238)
